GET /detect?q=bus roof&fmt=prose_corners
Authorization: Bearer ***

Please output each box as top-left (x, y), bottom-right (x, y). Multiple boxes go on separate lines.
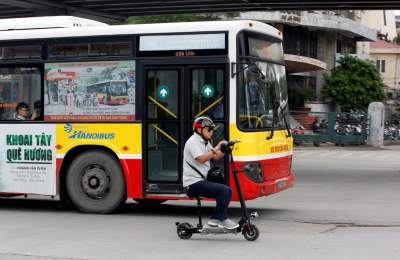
top-left (0, 20), bottom-right (281, 42)
top-left (0, 16), bottom-right (108, 31)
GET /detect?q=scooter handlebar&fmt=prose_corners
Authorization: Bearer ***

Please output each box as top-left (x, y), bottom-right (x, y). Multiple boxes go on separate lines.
top-left (226, 140), bottom-right (240, 146)
top-left (220, 140), bottom-right (240, 153)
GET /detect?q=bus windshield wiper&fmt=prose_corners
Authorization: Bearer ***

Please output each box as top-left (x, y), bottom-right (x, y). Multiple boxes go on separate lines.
top-left (232, 62), bottom-right (266, 79)
top-left (266, 100), bottom-right (278, 140)
top-left (280, 103), bottom-right (292, 138)
top-left (266, 91), bottom-right (291, 140)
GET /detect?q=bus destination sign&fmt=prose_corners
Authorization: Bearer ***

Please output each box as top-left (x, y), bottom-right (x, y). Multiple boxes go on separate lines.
top-left (138, 33), bottom-right (227, 57)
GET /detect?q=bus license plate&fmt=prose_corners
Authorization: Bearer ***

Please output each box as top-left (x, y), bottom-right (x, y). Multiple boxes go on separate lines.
top-left (277, 180), bottom-right (286, 189)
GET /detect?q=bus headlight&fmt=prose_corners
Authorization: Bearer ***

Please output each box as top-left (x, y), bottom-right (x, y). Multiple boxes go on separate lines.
top-left (242, 162), bottom-right (264, 183)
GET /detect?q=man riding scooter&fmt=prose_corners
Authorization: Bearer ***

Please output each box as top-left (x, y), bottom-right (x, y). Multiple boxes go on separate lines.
top-left (183, 116), bottom-right (239, 230)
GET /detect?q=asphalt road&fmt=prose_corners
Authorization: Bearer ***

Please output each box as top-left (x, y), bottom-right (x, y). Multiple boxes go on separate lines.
top-left (0, 146), bottom-right (399, 260)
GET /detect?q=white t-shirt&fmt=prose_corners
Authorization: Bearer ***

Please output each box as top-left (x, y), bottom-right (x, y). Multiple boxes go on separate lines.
top-left (182, 133), bottom-right (213, 187)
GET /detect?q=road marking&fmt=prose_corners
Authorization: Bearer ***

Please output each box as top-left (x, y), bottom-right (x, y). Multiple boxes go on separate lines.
top-left (337, 152), bottom-right (355, 158)
top-left (357, 153), bottom-right (372, 158)
top-left (294, 149), bottom-right (400, 163)
top-left (318, 152), bottom-right (333, 158)
top-left (295, 151), bottom-right (318, 157)
top-left (375, 154), bottom-right (390, 159)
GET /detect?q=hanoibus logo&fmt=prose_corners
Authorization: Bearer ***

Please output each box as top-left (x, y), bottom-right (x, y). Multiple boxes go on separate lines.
top-left (64, 124), bottom-right (115, 140)
top-left (64, 124), bottom-right (73, 133)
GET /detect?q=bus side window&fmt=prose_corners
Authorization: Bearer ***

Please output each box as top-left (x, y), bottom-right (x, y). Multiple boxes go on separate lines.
top-left (0, 67), bottom-right (41, 121)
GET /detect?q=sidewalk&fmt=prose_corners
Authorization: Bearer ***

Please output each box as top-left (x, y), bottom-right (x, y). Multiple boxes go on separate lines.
top-left (294, 142), bottom-right (400, 151)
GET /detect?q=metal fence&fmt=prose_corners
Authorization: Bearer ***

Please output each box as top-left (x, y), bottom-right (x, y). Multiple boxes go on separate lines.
top-left (290, 111), bottom-right (369, 146)
top-left (384, 118), bottom-right (400, 141)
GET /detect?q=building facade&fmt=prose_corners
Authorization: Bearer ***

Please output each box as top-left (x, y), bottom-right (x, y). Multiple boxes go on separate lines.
top-left (369, 40), bottom-right (400, 92)
top-left (361, 10), bottom-right (397, 41)
top-left (358, 11), bottom-right (400, 97)
top-left (236, 10), bottom-right (376, 111)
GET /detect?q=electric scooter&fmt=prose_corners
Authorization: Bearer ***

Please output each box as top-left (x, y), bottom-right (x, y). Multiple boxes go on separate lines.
top-left (175, 141), bottom-right (260, 241)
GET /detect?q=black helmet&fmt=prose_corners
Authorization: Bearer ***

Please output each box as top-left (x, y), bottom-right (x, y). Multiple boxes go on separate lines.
top-left (192, 116), bottom-right (215, 131)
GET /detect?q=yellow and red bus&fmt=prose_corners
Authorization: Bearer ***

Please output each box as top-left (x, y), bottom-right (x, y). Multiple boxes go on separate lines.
top-left (0, 20), bottom-right (294, 213)
top-left (86, 80), bottom-right (130, 106)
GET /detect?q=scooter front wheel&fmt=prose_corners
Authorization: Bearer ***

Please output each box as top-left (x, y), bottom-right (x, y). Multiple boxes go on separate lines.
top-left (243, 224), bottom-right (260, 241)
top-left (177, 222), bottom-right (193, 239)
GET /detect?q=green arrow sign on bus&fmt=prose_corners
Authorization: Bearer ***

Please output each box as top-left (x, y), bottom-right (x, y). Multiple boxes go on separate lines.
top-left (157, 85), bottom-right (170, 100)
top-left (202, 84), bottom-right (214, 98)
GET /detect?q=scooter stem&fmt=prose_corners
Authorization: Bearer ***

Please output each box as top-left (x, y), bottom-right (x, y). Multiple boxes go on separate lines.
top-left (229, 149), bottom-right (249, 220)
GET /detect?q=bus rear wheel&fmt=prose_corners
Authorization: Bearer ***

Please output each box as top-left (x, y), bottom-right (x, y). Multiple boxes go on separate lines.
top-left (66, 150), bottom-right (126, 214)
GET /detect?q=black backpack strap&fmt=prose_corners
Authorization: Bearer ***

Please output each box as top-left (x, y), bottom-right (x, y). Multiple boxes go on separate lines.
top-left (185, 160), bottom-right (206, 180)
top-left (210, 158), bottom-right (216, 168)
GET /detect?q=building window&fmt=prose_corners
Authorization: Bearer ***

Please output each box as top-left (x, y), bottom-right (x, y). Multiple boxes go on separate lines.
top-left (283, 26), bottom-right (318, 59)
top-left (336, 35), bottom-right (356, 54)
top-left (376, 60), bottom-right (386, 73)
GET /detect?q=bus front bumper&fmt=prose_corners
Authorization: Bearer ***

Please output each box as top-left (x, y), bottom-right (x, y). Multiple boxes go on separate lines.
top-left (261, 171), bottom-right (294, 196)
top-left (231, 170), bottom-right (295, 201)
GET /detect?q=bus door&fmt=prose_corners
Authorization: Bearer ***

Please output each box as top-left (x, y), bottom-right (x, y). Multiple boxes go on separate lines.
top-left (143, 65), bottom-right (227, 194)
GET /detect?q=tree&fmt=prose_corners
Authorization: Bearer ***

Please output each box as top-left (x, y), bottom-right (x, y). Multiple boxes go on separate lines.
top-left (393, 33), bottom-right (400, 45)
top-left (321, 54), bottom-right (385, 112)
top-left (127, 13), bottom-right (239, 24)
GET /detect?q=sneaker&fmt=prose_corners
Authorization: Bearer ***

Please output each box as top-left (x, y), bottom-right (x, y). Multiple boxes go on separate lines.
top-left (219, 219), bottom-right (239, 230)
top-left (207, 219), bottom-right (220, 227)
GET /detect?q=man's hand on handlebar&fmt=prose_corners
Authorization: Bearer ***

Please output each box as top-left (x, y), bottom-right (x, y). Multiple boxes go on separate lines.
top-left (219, 140), bottom-right (240, 154)
top-left (215, 140), bottom-right (228, 153)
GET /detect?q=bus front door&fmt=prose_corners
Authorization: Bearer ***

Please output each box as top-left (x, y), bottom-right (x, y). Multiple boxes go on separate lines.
top-left (143, 65), bottom-right (227, 195)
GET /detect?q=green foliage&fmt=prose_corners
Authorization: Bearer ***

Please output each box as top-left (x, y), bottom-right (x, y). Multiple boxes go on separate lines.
top-left (291, 86), bottom-right (316, 107)
top-left (128, 14), bottom-right (215, 24)
top-left (393, 33), bottom-right (400, 45)
top-left (127, 13), bottom-right (239, 24)
top-left (321, 54), bottom-right (385, 112)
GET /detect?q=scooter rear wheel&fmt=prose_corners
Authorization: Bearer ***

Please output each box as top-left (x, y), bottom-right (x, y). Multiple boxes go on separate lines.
top-left (243, 224), bottom-right (260, 241)
top-left (177, 222), bottom-right (193, 239)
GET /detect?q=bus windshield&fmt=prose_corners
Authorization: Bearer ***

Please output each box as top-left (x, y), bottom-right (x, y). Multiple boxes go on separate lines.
top-left (109, 81), bottom-right (127, 96)
top-left (238, 61), bottom-right (288, 130)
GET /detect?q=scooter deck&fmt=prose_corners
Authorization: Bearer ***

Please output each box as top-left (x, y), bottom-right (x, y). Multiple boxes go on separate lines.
top-left (200, 225), bottom-right (240, 234)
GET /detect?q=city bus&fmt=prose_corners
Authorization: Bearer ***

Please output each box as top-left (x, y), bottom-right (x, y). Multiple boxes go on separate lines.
top-left (86, 80), bottom-right (130, 106)
top-left (0, 19), bottom-right (294, 213)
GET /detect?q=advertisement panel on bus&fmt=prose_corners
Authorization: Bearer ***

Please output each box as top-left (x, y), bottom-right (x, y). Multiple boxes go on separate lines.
top-left (44, 60), bottom-right (136, 122)
top-left (0, 124), bottom-right (56, 195)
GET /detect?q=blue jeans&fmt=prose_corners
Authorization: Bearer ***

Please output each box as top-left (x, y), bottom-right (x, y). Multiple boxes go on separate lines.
top-left (187, 180), bottom-right (232, 221)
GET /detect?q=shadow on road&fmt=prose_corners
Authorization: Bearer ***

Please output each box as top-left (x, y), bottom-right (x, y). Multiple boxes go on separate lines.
top-left (0, 197), bottom-right (294, 219)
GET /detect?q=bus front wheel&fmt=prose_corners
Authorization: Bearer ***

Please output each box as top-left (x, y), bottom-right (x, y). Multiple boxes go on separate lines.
top-left (66, 150), bottom-right (126, 214)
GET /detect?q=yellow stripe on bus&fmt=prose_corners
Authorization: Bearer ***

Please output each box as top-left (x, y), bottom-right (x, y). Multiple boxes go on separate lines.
top-left (56, 123), bottom-right (142, 156)
top-left (229, 123), bottom-right (293, 157)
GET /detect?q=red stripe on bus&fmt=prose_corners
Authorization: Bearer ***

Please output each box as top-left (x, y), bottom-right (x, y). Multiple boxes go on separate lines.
top-left (56, 157), bottom-right (142, 198)
top-left (229, 155), bottom-right (294, 200)
top-left (56, 158), bottom-right (63, 194)
top-left (143, 155), bottom-right (294, 202)
top-left (119, 158), bottom-right (142, 199)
